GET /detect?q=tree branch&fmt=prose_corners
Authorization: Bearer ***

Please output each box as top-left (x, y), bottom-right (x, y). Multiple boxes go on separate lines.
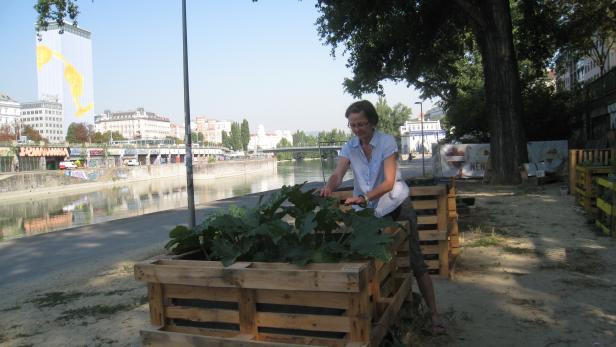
top-left (452, 0), bottom-right (487, 30)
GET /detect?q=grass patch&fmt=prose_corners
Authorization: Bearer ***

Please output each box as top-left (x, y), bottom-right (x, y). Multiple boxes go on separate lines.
top-left (466, 231), bottom-right (505, 247)
top-left (57, 303), bottom-right (132, 321)
top-left (502, 246), bottom-right (541, 256)
top-left (103, 288), bottom-right (135, 296)
top-left (0, 304), bottom-right (21, 312)
top-left (27, 291), bottom-right (97, 308)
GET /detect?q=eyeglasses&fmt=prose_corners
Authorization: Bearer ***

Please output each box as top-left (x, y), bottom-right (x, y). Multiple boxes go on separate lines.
top-left (347, 121), bottom-right (370, 129)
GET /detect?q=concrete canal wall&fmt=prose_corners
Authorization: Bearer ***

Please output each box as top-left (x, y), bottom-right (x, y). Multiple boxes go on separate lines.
top-left (0, 158), bottom-right (277, 194)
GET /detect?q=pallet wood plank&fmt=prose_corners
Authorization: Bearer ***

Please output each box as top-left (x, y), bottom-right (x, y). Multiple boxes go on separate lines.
top-left (256, 312), bottom-right (351, 333)
top-left (164, 284), bottom-right (239, 302)
top-left (136, 263), bottom-right (366, 293)
top-left (418, 229), bottom-right (447, 241)
top-left (417, 215), bottom-right (438, 225)
top-left (411, 200), bottom-right (437, 210)
top-left (370, 277), bottom-right (410, 347)
top-left (255, 290), bottom-right (350, 309)
top-left (148, 283), bottom-right (164, 326)
top-left (141, 327), bottom-right (309, 347)
top-left (347, 286), bottom-right (370, 342)
top-left (165, 306), bottom-right (239, 324)
top-left (239, 289), bottom-right (258, 337)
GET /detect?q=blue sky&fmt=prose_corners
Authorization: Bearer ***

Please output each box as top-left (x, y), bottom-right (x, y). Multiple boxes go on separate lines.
top-left (0, 0), bottom-right (434, 132)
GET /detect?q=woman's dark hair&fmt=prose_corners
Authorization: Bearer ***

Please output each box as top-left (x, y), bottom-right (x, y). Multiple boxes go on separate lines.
top-left (345, 100), bottom-right (379, 126)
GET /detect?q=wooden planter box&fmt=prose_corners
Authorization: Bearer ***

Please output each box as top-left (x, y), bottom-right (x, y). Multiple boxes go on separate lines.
top-left (135, 227), bottom-right (411, 347)
top-left (574, 166), bottom-right (610, 216)
top-left (332, 185), bottom-right (453, 277)
top-left (595, 177), bottom-right (616, 237)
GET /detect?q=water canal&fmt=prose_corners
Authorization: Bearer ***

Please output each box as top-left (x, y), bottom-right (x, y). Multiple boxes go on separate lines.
top-left (0, 160), bottom-right (352, 241)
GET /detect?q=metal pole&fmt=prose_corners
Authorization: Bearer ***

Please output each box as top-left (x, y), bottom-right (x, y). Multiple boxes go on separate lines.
top-left (420, 102), bottom-right (425, 176)
top-left (182, 0), bottom-right (196, 229)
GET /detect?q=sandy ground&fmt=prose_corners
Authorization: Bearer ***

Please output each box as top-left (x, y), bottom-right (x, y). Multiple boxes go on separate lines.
top-left (1, 181), bottom-right (615, 347)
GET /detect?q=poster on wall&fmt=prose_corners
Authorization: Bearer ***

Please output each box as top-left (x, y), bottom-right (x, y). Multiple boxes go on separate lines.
top-left (435, 144), bottom-right (490, 178)
top-left (526, 140), bottom-right (568, 173)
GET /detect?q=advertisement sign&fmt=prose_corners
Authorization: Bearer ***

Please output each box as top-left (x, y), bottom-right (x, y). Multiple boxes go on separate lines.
top-left (70, 147), bottom-right (85, 156)
top-left (89, 148), bottom-right (104, 156)
top-left (526, 140), bottom-right (568, 173)
top-left (435, 144), bottom-right (490, 178)
top-left (20, 147), bottom-right (69, 157)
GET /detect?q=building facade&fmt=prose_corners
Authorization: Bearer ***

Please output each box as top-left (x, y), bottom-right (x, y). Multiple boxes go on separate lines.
top-left (36, 23), bottom-right (94, 129)
top-left (247, 125), bottom-right (293, 150)
top-left (20, 100), bottom-right (65, 143)
top-left (94, 108), bottom-right (170, 140)
top-left (195, 117), bottom-right (232, 144)
top-left (400, 119), bottom-right (446, 154)
top-left (556, 43), bottom-right (616, 91)
top-left (0, 93), bottom-right (20, 132)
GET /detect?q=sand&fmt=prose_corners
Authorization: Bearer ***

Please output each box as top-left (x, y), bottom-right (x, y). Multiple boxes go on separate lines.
top-left (1, 181), bottom-right (615, 347)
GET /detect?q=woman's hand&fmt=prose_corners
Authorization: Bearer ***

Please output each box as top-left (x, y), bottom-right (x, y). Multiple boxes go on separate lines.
top-left (344, 195), bottom-right (365, 206)
top-left (320, 186), bottom-right (333, 197)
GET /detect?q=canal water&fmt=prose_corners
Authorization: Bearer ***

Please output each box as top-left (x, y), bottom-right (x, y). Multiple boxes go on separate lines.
top-left (0, 160), bottom-right (352, 241)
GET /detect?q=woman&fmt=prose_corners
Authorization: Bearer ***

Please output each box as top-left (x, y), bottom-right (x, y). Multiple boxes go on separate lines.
top-left (321, 100), bottom-right (445, 335)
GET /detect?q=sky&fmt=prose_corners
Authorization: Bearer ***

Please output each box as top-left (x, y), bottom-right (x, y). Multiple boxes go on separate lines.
top-left (0, 0), bottom-right (435, 133)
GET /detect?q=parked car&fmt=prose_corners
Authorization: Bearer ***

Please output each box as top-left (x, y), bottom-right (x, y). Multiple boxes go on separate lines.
top-left (59, 161), bottom-right (77, 170)
top-left (125, 159), bottom-right (139, 166)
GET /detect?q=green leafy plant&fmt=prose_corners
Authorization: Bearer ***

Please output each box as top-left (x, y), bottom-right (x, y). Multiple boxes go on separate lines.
top-left (165, 183), bottom-right (399, 266)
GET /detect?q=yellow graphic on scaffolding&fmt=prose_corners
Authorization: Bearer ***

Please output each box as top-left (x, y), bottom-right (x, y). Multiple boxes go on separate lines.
top-left (36, 44), bottom-right (93, 117)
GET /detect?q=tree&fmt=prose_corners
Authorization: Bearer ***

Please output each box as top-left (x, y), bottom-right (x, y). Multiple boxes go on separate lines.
top-left (230, 122), bottom-right (242, 151)
top-left (66, 122), bottom-right (89, 143)
top-left (221, 130), bottom-right (231, 149)
top-left (374, 98), bottom-right (411, 145)
top-left (240, 119), bottom-right (250, 151)
top-left (556, 0), bottom-right (616, 77)
top-left (317, 0), bottom-right (528, 183)
top-left (0, 125), bottom-right (15, 142)
top-left (22, 125), bottom-right (46, 143)
top-left (275, 138), bottom-right (293, 161)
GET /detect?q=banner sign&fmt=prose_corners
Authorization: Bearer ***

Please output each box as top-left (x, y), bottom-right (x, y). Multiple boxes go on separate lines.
top-left (526, 140), bottom-right (568, 173)
top-left (20, 147), bottom-right (68, 157)
top-left (89, 148), bottom-right (104, 156)
top-left (124, 148), bottom-right (137, 156)
top-left (70, 148), bottom-right (85, 156)
top-left (435, 144), bottom-right (490, 178)
top-left (107, 148), bottom-right (123, 155)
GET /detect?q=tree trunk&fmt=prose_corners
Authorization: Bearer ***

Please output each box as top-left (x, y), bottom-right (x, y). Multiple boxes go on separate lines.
top-left (473, 0), bottom-right (527, 184)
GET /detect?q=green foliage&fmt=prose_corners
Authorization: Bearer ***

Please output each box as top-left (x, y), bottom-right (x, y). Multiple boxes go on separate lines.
top-left (230, 122), bottom-right (242, 151)
top-left (66, 122), bottom-right (89, 143)
top-left (240, 119), bottom-right (250, 151)
top-left (22, 125), bottom-right (46, 143)
top-left (34, 0), bottom-right (79, 37)
top-left (275, 138), bottom-right (293, 161)
top-left (375, 97), bottom-right (411, 145)
top-left (221, 130), bottom-right (231, 149)
top-left (165, 183), bottom-right (399, 266)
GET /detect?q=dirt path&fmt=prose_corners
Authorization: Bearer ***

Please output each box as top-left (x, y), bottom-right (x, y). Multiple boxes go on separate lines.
top-left (1, 181), bottom-right (615, 347)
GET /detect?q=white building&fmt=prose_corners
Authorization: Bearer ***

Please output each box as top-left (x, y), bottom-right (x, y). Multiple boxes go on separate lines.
top-left (94, 108), bottom-right (170, 140)
top-left (556, 40), bottom-right (616, 90)
top-left (0, 94), bottom-right (20, 132)
top-left (195, 117), bottom-right (232, 144)
top-left (400, 119), bottom-right (446, 154)
top-left (36, 22), bottom-right (94, 129)
top-left (20, 100), bottom-right (65, 143)
top-left (247, 125), bottom-right (293, 150)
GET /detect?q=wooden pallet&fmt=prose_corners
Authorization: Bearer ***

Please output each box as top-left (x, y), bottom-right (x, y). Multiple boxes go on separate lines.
top-left (569, 149), bottom-right (616, 193)
top-left (595, 177), bottom-right (616, 237)
top-left (331, 185), bottom-right (451, 277)
top-left (574, 166), bottom-right (610, 216)
top-left (135, 227), bottom-right (411, 347)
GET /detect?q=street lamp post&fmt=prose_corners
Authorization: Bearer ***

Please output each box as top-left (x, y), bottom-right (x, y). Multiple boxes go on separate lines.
top-left (414, 101), bottom-right (425, 176)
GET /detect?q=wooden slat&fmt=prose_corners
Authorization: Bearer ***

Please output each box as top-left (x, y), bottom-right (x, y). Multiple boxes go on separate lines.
top-left (148, 283), bottom-right (164, 326)
top-left (256, 312), bottom-right (351, 333)
top-left (418, 229), bottom-right (447, 241)
top-left (239, 289), bottom-right (257, 337)
top-left (258, 333), bottom-right (347, 347)
top-left (396, 258), bottom-right (440, 270)
top-left (411, 200), bottom-right (437, 210)
top-left (141, 327), bottom-right (309, 347)
top-left (255, 289), bottom-right (350, 309)
top-left (135, 262), bottom-right (367, 293)
top-left (420, 244), bottom-right (440, 255)
top-left (348, 285), bottom-right (370, 342)
top-left (370, 277), bottom-right (410, 347)
top-left (410, 185), bottom-right (446, 197)
top-left (164, 284), bottom-right (239, 301)
top-left (164, 324), bottom-right (239, 338)
top-left (165, 306), bottom-right (239, 324)
top-left (438, 241), bottom-right (449, 277)
top-left (417, 215), bottom-right (438, 225)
